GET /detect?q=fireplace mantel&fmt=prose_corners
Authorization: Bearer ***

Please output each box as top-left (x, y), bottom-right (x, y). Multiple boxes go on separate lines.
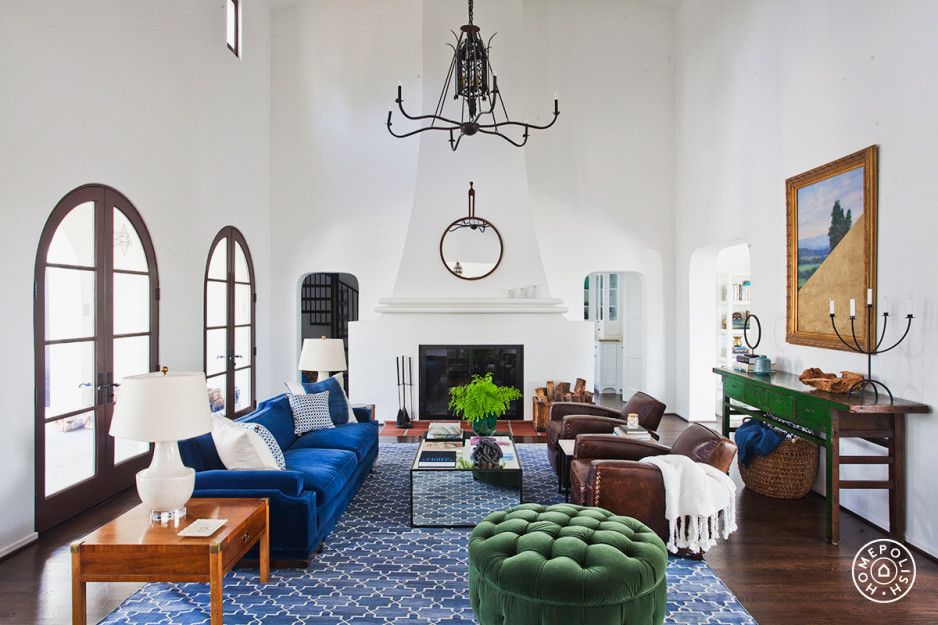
top-left (374, 297), bottom-right (568, 315)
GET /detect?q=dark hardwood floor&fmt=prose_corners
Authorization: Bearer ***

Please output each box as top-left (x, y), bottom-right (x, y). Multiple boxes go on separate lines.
top-left (1, 413), bottom-right (934, 625)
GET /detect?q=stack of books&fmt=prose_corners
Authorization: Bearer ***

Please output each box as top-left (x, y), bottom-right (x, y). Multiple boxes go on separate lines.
top-left (613, 425), bottom-right (652, 441)
top-left (426, 422), bottom-right (462, 440)
top-left (732, 354), bottom-right (776, 373)
top-left (417, 449), bottom-right (458, 468)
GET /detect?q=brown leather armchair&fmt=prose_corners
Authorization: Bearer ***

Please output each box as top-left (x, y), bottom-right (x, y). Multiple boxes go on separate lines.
top-left (546, 391), bottom-right (666, 474)
top-left (568, 424), bottom-right (737, 541)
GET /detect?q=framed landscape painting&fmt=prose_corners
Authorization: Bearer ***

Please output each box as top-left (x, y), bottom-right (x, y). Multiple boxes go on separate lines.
top-left (786, 146), bottom-right (878, 350)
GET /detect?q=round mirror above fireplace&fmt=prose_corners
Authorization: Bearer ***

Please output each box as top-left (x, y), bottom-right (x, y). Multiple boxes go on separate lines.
top-left (440, 182), bottom-right (503, 280)
top-left (440, 216), bottom-right (503, 280)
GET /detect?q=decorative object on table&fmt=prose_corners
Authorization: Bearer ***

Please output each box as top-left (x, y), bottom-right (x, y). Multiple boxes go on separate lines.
top-left (613, 424), bottom-right (652, 442)
top-left (109, 368), bottom-right (213, 521)
top-left (470, 437), bottom-right (504, 469)
top-left (427, 422), bottom-right (462, 440)
top-left (469, 505), bottom-right (668, 625)
top-left (786, 145), bottom-right (878, 350)
top-left (828, 295), bottom-right (914, 402)
top-left (298, 336), bottom-right (347, 383)
top-left (386, 0), bottom-right (559, 151)
top-left (448, 372), bottom-right (522, 436)
top-left (742, 312), bottom-right (761, 355)
top-left (626, 412), bottom-right (639, 430)
top-left (395, 355), bottom-right (414, 429)
top-left (531, 378), bottom-right (592, 432)
top-left (752, 355), bottom-right (773, 375)
top-left (735, 418), bottom-right (818, 499)
top-left (440, 182), bottom-right (503, 280)
top-left (799, 367), bottom-right (864, 393)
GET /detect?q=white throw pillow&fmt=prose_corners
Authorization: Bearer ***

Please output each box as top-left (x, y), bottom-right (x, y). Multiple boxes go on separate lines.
top-left (288, 390), bottom-right (333, 435)
top-left (330, 373), bottom-right (357, 423)
top-left (242, 422), bottom-right (286, 470)
top-left (211, 415), bottom-right (282, 471)
top-left (284, 381), bottom-right (306, 395)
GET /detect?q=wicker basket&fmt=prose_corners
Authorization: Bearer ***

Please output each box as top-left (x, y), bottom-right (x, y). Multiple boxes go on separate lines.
top-left (739, 437), bottom-right (819, 499)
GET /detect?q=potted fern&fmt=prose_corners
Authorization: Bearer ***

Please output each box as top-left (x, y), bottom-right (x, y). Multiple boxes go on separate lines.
top-left (448, 373), bottom-right (523, 436)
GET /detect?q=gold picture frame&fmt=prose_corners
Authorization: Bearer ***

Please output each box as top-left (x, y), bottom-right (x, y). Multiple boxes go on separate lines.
top-left (786, 146), bottom-right (878, 351)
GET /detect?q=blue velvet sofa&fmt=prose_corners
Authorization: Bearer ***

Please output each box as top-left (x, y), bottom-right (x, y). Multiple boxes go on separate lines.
top-left (178, 393), bottom-right (378, 563)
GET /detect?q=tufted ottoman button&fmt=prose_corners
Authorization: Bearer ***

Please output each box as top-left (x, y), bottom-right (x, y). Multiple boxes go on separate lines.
top-left (469, 503), bottom-right (668, 625)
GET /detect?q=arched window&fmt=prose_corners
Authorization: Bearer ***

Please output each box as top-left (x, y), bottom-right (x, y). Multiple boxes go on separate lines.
top-left (204, 227), bottom-right (256, 418)
top-left (34, 184), bottom-right (159, 531)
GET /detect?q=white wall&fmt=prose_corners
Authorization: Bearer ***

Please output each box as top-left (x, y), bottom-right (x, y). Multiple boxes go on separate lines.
top-left (268, 0), bottom-right (422, 394)
top-left (0, 0), bottom-right (272, 555)
top-left (269, 0), bottom-right (676, 408)
top-left (674, 0), bottom-right (938, 556)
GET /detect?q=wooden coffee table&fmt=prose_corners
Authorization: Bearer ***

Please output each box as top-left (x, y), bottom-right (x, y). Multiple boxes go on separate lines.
top-left (71, 498), bottom-right (269, 625)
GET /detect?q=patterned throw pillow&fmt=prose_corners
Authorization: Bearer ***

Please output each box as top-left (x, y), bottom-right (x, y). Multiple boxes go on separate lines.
top-left (241, 422), bottom-right (286, 470)
top-left (288, 390), bottom-right (333, 435)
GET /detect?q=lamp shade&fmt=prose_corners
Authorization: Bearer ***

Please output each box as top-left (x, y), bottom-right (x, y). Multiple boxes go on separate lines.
top-left (298, 337), bottom-right (347, 372)
top-left (109, 371), bottom-right (213, 443)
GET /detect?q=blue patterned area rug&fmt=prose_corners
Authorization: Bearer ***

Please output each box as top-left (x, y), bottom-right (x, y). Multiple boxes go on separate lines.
top-left (101, 442), bottom-right (756, 625)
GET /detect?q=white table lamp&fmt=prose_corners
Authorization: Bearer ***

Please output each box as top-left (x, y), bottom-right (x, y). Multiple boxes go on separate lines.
top-left (298, 336), bottom-right (347, 382)
top-left (109, 369), bottom-right (213, 521)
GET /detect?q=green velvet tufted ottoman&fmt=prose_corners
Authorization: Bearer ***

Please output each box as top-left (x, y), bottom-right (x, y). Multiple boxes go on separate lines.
top-left (468, 503), bottom-right (668, 625)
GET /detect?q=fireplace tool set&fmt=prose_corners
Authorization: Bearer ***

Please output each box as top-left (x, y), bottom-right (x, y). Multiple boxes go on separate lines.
top-left (395, 356), bottom-right (414, 429)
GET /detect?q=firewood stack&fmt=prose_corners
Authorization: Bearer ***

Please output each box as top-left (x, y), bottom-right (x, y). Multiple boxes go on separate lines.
top-left (532, 378), bottom-right (594, 432)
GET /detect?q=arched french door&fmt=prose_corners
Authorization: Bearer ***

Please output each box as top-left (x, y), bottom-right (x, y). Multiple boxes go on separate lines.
top-left (204, 227), bottom-right (256, 418)
top-left (34, 185), bottom-right (159, 531)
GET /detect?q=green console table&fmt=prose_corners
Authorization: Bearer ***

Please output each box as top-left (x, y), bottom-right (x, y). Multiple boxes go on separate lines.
top-left (713, 367), bottom-right (929, 545)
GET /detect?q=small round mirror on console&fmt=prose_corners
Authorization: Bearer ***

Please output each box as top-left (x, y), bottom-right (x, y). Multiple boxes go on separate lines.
top-left (440, 182), bottom-right (503, 280)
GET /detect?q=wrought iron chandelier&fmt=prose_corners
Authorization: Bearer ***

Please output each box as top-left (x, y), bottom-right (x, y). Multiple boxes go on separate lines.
top-left (386, 0), bottom-right (559, 151)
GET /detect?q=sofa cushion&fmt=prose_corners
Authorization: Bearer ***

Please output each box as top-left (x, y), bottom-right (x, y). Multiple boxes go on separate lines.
top-left (212, 415), bottom-right (282, 471)
top-left (291, 421), bottom-right (379, 462)
top-left (302, 376), bottom-right (350, 425)
top-left (284, 447), bottom-right (357, 503)
top-left (241, 394), bottom-right (296, 450)
top-left (289, 391), bottom-right (334, 434)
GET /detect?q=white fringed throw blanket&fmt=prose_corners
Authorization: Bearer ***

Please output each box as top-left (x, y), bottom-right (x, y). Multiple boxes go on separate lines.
top-left (640, 454), bottom-right (737, 554)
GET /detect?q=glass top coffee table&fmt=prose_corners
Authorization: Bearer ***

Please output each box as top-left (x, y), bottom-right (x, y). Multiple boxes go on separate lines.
top-left (410, 435), bottom-right (523, 528)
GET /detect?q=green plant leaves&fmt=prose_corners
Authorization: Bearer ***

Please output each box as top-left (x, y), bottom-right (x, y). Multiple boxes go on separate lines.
top-left (448, 372), bottom-right (522, 422)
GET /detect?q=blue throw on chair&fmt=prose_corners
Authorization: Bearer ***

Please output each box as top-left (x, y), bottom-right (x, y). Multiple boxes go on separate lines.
top-left (178, 393), bottom-right (378, 563)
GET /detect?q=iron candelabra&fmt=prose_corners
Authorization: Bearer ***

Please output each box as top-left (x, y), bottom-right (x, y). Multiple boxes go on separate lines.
top-left (829, 300), bottom-right (913, 403)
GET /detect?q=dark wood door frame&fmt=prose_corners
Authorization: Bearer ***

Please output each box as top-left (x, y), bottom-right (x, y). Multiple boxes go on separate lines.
top-left (33, 184), bottom-right (160, 533)
top-left (203, 226), bottom-right (256, 419)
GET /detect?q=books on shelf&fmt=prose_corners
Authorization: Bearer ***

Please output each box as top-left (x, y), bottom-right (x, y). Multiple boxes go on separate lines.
top-left (426, 422), bottom-right (462, 440)
top-left (731, 280), bottom-right (751, 302)
top-left (613, 425), bottom-right (652, 441)
top-left (417, 450), bottom-right (457, 468)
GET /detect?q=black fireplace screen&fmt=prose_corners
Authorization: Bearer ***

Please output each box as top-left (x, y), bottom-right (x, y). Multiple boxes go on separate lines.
top-left (419, 345), bottom-right (524, 420)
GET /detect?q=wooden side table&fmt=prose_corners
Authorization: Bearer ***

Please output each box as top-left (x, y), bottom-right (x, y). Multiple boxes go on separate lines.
top-left (71, 498), bottom-right (269, 625)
